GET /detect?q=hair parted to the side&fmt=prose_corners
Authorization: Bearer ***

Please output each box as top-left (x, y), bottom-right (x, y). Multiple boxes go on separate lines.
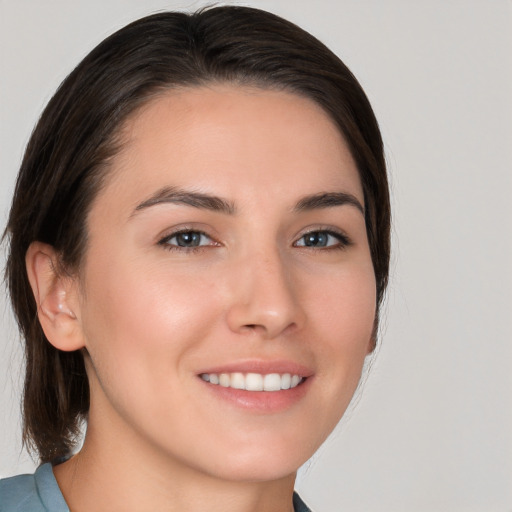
top-left (4, 5), bottom-right (390, 464)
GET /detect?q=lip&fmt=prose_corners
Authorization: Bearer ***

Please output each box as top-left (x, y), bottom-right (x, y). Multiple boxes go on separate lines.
top-left (197, 359), bottom-right (313, 377)
top-left (197, 359), bottom-right (314, 413)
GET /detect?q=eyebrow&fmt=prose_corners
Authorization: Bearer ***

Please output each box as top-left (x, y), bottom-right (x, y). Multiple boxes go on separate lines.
top-left (132, 187), bottom-right (364, 217)
top-left (294, 192), bottom-right (364, 215)
top-left (133, 186), bottom-right (236, 216)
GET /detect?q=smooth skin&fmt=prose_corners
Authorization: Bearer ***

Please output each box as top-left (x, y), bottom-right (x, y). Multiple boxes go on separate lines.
top-left (26, 85), bottom-right (377, 512)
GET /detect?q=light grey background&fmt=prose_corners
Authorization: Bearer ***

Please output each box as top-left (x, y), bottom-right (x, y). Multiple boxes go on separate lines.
top-left (1, 1), bottom-right (511, 511)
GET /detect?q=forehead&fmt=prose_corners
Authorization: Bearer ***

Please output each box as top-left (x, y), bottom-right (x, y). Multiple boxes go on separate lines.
top-left (98, 84), bottom-right (363, 214)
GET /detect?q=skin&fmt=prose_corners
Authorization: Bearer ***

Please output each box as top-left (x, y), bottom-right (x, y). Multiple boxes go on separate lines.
top-left (27, 85), bottom-right (376, 512)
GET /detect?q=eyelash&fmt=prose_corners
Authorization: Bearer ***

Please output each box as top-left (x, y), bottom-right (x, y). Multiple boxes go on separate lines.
top-left (293, 229), bottom-right (352, 250)
top-left (158, 229), bottom-right (217, 253)
top-left (158, 228), bottom-right (352, 253)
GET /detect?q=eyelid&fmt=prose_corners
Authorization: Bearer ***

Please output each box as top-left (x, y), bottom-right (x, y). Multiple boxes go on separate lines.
top-left (155, 224), bottom-right (351, 252)
top-left (155, 221), bottom-right (219, 243)
top-left (158, 227), bottom-right (220, 250)
top-left (293, 227), bottom-right (352, 249)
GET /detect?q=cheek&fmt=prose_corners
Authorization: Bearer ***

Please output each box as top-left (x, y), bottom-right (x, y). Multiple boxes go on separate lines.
top-left (312, 260), bottom-right (376, 345)
top-left (307, 260), bottom-right (376, 398)
top-left (78, 258), bottom-right (222, 396)
top-left (83, 254), bottom-right (216, 333)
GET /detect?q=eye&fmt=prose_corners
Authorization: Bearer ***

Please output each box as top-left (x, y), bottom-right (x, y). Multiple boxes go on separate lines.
top-left (159, 230), bottom-right (216, 250)
top-left (294, 230), bottom-right (350, 249)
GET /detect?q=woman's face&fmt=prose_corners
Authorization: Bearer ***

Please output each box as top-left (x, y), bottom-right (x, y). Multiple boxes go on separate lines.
top-left (74, 85), bottom-right (376, 481)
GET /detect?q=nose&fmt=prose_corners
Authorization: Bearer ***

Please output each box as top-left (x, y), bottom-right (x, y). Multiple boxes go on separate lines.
top-left (225, 249), bottom-right (306, 339)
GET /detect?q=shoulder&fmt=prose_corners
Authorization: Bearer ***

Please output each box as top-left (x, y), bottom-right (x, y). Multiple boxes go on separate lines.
top-left (293, 491), bottom-right (313, 512)
top-left (0, 470), bottom-right (42, 512)
top-left (0, 464), bottom-right (69, 512)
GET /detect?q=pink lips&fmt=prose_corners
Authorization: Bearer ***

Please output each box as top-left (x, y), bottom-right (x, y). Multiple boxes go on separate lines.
top-left (197, 360), bottom-right (313, 377)
top-left (197, 360), bottom-right (313, 413)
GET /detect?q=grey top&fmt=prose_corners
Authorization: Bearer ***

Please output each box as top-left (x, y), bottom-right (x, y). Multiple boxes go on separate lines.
top-left (0, 464), bottom-right (312, 511)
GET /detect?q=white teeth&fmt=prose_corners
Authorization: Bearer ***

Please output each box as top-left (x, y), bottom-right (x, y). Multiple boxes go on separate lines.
top-left (200, 372), bottom-right (304, 391)
top-left (219, 373), bottom-right (230, 387)
top-left (263, 373), bottom-right (281, 391)
top-left (246, 373), bottom-right (263, 391)
top-left (231, 372), bottom-right (245, 390)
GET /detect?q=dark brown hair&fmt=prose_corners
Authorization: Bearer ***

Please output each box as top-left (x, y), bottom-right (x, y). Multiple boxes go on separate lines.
top-left (4, 5), bottom-right (390, 463)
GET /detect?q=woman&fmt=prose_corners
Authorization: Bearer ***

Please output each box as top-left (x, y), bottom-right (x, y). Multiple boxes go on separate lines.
top-left (0, 5), bottom-right (389, 511)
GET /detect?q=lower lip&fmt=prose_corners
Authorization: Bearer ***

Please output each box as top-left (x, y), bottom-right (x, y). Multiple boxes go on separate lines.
top-left (199, 377), bottom-right (312, 413)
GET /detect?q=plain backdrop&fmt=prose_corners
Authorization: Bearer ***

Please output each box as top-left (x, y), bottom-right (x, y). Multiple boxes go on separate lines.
top-left (1, 1), bottom-right (511, 511)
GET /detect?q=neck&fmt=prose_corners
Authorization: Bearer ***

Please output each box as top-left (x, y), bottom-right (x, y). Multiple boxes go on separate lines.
top-left (54, 421), bottom-right (296, 512)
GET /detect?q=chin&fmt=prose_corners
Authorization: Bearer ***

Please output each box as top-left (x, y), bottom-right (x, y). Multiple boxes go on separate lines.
top-left (190, 432), bottom-right (321, 483)
top-left (204, 456), bottom-right (302, 484)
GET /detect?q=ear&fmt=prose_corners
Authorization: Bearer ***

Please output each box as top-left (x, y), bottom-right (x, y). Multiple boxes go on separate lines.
top-left (25, 241), bottom-right (85, 351)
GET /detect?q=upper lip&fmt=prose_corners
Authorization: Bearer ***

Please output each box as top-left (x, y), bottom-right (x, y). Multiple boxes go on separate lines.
top-left (197, 359), bottom-right (313, 378)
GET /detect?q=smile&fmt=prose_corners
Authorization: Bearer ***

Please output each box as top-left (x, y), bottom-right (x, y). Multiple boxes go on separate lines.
top-left (200, 372), bottom-right (304, 391)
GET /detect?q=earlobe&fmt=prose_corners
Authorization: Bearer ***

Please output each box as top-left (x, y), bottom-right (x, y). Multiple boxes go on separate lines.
top-left (25, 241), bottom-right (84, 352)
